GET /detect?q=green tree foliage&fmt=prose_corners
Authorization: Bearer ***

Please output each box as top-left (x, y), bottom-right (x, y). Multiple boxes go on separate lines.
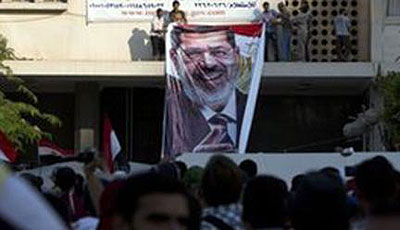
top-left (0, 34), bottom-right (61, 152)
top-left (378, 72), bottom-right (400, 149)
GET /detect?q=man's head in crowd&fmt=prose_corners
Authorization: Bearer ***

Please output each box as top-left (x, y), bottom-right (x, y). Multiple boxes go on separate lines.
top-left (115, 173), bottom-right (198, 230)
top-left (172, 1), bottom-right (180, 10)
top-left (171, 26), bottom-right (240, 112)
top-left (53, 167), bottom-right (77, 193)
top-left (289, 171), bottom-right (349, 230)
top-left (239, 159), bottom-right (258, 179)
top-left (290, 174), bottom-right (305, 193)
top-left (201, 155), bottom-right (242, 207)
top-left (242, 175), bottom-right (288, 230)
top-left (263, 2), bottom-right (270, 11)
top-left (355, 156), bottom-right (400, 215)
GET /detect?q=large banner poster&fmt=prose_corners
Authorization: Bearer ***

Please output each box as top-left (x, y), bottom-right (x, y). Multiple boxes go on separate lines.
top-left (164, 23), bottom-right (265, 157)
top-left (87, 0), bottom-right (260, 22)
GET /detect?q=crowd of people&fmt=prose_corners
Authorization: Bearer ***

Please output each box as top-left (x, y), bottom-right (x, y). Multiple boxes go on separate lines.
top-left (8, 154), bottom-right (400, 230)
top-left (149, 0), bottom-right (352, 62)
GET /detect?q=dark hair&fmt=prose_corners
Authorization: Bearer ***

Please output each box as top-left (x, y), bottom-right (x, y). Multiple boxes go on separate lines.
top-left (171, 26), bottom-right (236, 50)
top-left (201, 155), bottom-right (242, 206)
top-left (151, 162), bottom-right (180, 179)
top-left (243, 175), bottom-right (288, 228)
top-left (263, 1), bottom-right (270, 7)
top-left (173, 0), bottom-right (180, 6)
top-left (239, 159), bottom-right (258, 178)
top-left (291, 174), bottom-right (305, 193)
top-left (156, 8), bottom-right (163, 14)
top-left (355, 156), bottom-right (399, 214)
top-left (320, 166), bottom-right (343, 184)
top-left (20, 173), bottom-right (43, 192)
top-left (176, 161), bottom-right (188, 179)
top-left (115, 173), bottom-right (192, 223)
top-left (289, 172), bottom-right (350, 230)
top-left (53, 167), bottom-right (76, 192)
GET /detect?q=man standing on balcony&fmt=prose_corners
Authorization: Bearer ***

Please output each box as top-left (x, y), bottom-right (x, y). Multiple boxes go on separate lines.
top-left (169, 1), bottom-right (187, 24)
top-left (150, 8), bottom-right (165, 61)
top-left (261, 1), bottom-right (279, 62)
top-left (334, 9), bottom-right (351, 61)
top-left (292, 1), bottom-right (311, 62)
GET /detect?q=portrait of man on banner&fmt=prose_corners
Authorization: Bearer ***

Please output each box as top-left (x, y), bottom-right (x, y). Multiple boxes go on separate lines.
top-left (164, 24), bottom-right (264, 157)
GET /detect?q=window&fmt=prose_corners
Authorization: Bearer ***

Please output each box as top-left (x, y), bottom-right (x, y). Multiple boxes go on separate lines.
top-left (388, 0), bottom-right (400, 16)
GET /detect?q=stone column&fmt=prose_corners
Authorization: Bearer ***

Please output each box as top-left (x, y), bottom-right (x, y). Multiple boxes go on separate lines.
top-left (74, 82), bottom-right (100, 152)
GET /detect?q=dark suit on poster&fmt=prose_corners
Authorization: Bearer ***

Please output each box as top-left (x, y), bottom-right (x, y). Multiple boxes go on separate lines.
top-left (164, 78), bottom-right (247, 157)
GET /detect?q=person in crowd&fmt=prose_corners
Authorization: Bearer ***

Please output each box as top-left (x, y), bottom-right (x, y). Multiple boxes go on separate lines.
top-left (261, 1), bottom-right (279, 62)
top-left (334, 9), bottom-right (351, 61)
top-left (290, 174), bottom-right (305, 193)
top-left (276, 2), bottom-right (292, 61)
top-left (289, 171), bottom-right (350, 230)
top-left (320, 166), bottom-right (342, 183)
top-left (183, 166), bottom-right (204, 200)
top-left (53, 167), bottom-right (89, 223)
top-left (291, 1), bottom-right (311, 62)
top-left (169, 1), bottom-right (187, 24)
top-left (176, 161), bottom-right (188, 179)
top-left (150, 8), bottom-right (166, 61)
top-left (242, 175), bottom-right (288, 230)
top-left (114, 172), bottom-right (199, 230)
top-left (97, 180), bottom-right (126, 230)
top-left (200, 155), bottom-right (244, 230)
top-left (151, 162), bottom-right (181, 179)
top-left (355, 156), bottom-right (400, 215)
top-left (239, 159), bottom-right (258, 179)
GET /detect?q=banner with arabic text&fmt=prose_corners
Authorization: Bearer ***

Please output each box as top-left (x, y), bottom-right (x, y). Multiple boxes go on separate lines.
top-left (87, 0), bottom-right (261, 22)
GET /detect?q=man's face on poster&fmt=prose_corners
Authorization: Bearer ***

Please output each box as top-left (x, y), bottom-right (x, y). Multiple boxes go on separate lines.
top-left (174, 30), bottom-right (240, 112)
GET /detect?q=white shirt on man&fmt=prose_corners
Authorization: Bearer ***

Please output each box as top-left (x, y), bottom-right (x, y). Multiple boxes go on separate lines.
top-left (150, 16), bottom-right (164, 37)
top-left (334, 15), bottom-right (350, 36)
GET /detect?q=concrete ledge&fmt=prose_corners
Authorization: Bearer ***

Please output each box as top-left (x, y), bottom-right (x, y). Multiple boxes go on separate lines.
top-left (177, 152), bottom-right (400, 185)
top-left (0, 2), bottom-right (67, 11)
top-left (262, 62), bottom-right (376, 78)
top-left (4, 60), bottom-right (376, 78)
top-left (381, 62), bottom-right (400, 75)
top-left (4, 60), bottom-right (164, 77)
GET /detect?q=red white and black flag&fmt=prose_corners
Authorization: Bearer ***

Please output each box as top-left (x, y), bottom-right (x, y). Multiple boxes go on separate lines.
top-left (38, 139), bottom-right (74, 157)
top-left (103, 116), bottom-right (121, 173)
top-left (0, 130), bottom-right (17, 163)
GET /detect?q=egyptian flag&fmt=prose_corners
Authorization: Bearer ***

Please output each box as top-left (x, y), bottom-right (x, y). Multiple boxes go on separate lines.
top-left (38, 139), bottom-right (73, 157)
top-left (0, 131), bottom-right (17, 163)
top-left (103, 116), bottom-right (121, 173)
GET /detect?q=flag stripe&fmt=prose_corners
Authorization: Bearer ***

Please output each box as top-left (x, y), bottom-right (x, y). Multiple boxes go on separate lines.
top-left (0, 131), bottom-right (17, 163)
top-left (38, 139), bottom-right (73, 157)
top-left (103, 116), bottom-right (121, 173)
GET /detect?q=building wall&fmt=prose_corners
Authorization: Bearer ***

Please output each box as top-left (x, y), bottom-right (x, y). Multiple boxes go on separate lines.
top-left (0, 0), bottom-right (373, 62)
top-left (372, 0), bottom-right (400, 71)
top-left (0, 1), bottom-right (152, 61)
